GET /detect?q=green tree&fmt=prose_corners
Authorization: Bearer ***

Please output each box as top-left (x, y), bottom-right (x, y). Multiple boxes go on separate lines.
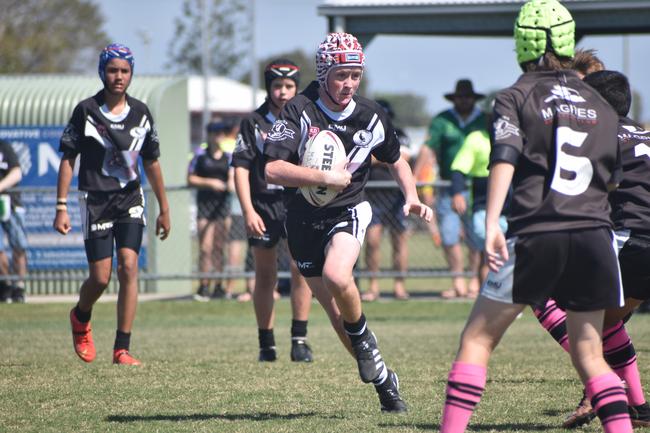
top-left (373, 93), bottom-right (430, 127)
top-left (168, 0), bottom-right (250, 78)
top-left (0, 0), bottom-right (108, 73)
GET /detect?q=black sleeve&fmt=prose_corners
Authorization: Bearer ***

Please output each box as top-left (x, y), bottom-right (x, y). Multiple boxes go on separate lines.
top-left (609, 137), bottom-right (623, 187)
top-left (0, 141), bottom-right (19, 171)
top-left (231, 117), bottom-right (257, 169)
top-left (59, 104), bottom-right (84, 158)
top-left (450, 170), bottom-right (467, 195)
top-left (140, 106), bottom-right (161, 160)
top-left (264, 101), bottom-right (303, 164)
top-left (371, 112), bottom-right (401, 164)
top-left (490, 90), bottom-right (523, 168)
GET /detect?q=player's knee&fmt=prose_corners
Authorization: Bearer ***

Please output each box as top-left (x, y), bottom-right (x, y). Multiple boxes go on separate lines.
top-left (117, 259), bottom-right (138, 279)
top-left (322, 271), bottom-right (351, 296)
top-left (88, 273), bottom-right (111, 289)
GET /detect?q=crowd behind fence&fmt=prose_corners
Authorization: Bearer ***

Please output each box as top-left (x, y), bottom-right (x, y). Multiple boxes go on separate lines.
top-left (10, 181), bottom-right (475, 295)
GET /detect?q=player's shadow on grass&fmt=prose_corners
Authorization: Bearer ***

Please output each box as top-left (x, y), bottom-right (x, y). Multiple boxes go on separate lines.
top-left (106, 412), bottom-right (343, 423)
top-left (379, 422), bottom-right (554, 431)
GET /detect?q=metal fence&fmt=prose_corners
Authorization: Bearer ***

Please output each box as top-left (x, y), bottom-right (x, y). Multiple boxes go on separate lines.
top-left (9, 181), bottom-right (474, 295)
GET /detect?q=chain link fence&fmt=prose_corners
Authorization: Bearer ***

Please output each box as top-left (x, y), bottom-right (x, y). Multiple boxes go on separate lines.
top-left (10, 181), bottom-right (476, 296)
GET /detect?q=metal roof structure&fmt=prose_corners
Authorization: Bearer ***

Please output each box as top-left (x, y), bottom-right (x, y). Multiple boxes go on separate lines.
top-left (318, 0), bottom-right (650, 43)
top-left (0, 75), bottom-right (182, 126)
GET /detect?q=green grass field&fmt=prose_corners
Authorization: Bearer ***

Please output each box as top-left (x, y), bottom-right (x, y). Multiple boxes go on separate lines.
top-left (2, 299), bottom-right (650, 433)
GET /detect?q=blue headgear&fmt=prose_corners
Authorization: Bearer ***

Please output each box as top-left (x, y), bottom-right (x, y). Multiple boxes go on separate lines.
top-left (98, 43), bottom-right (134, 82)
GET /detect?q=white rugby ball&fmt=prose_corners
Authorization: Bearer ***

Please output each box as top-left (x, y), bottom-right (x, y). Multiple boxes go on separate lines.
top-left (300, 130), bottom-right (347, 207)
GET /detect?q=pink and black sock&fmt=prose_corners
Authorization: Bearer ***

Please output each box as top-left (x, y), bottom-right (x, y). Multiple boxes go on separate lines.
top-left (440, 362), bottom-right (486, 433)
top-left (533, 299), bottom-right (569, 352)
top-left (603, 321), bottom-right (646, 406)
top-left (586, 372), bottom-right (632, 433)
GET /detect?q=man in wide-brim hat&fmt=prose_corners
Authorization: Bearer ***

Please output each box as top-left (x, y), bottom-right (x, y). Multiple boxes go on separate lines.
top-left (413, 78), bottom-right (486, 300)
top-left (444, 79), bottom-right (485, 101)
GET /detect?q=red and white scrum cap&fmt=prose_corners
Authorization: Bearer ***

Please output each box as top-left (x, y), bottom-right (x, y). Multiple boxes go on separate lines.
top-left (316, 32), bottom-right (365, 86)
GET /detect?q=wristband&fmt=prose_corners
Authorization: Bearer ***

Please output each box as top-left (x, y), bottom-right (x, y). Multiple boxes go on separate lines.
top-left (56, 204), bottom-right (67, 211)
top-left (56, 198), bottom-right (67, 205)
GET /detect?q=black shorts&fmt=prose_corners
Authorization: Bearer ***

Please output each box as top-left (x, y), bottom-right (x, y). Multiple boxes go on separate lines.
top-left (80, 188), bottom-right (145, 240)
top-left (286, 201), bottom-right (372, 278)
top-left (84, 222), bottom-right (144, 263)
top-left (616, 230), bottom-right (650, 301)
top-left (197, 198), bottom-right (230, 220)
top-left (481, 227), bottom-right (623, 312)
top-left (248, 196), bottom-right (286, 249)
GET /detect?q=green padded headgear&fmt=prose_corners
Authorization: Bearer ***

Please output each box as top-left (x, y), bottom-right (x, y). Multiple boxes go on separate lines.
top-left (515, 0), bottom-right (575, 64)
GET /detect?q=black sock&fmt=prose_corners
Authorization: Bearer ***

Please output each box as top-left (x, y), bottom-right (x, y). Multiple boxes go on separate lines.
top-left (291, 320), bottom-right (308, 340)
top-left (74, 305), bottom-right (91, 323)
top-left (343, 313), bottom-right (368, 345)
top-left (258, 328), bottom-right (275, 349)
top-left (114, 330), bottom-right (131, 351)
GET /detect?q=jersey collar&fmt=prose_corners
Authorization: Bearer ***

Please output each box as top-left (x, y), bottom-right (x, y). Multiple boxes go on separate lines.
top-left (316, 97), bottom-right (356, 122)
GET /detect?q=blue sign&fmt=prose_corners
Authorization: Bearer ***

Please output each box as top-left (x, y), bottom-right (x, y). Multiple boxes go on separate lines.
top-left (0, 127), bottom-right (147, 270)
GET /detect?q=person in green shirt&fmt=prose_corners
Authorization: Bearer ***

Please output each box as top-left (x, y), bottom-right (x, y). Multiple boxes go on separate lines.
top-left (450, 125), bottom-right (508, 288)
top-left (414, 79), bottom-right (486, 298)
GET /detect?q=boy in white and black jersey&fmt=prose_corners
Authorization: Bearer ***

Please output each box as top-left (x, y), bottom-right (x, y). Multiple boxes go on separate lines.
top-left (233, 59), bottom-right (352, 364)
top-left (55, 43), bottom-right (170, 366)
top-left (439, 1), bottom-right (633, 432)
top-left (264, 33), bottom-right (432, 413)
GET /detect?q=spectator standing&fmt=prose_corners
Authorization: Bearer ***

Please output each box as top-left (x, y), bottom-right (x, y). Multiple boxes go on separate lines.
top-left (188, 121), bottom-right (233, 300)
top-left (362, 99), bottom-right (411, 301)
top-left (414, 79), bottom-right (486, 298)
top-left (0, 139), bottom-right (27, 303)
top-left (449, 115), bottom-right (508, 291)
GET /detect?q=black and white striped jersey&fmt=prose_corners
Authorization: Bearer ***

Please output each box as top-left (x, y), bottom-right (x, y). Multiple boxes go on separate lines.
top-left (490, 70), bottom-right (620, 236)
top-left (610, 117), bottom-right (650, 233)
top-left (231, 101), bottom-right (284, 198)
top-left (59, 91), bottom-right (160, 192)
top-left (264, 81), bottom-right (401, 213)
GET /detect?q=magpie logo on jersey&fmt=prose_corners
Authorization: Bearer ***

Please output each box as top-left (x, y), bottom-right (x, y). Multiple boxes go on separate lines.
top-left (267, 120), bottom-right (296, 141)
top-left (494, 116), bottom-right (520, 141)
top-left (353, 129), bottom-right (373, 148)
top-left (544, 85), bottom-right (586, 104)
top-left (129, 127), bottom-right (147, 139)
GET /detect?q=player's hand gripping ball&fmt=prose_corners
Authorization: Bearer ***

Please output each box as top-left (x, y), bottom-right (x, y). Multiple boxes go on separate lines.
top-left (300, 130), bottom-right (347, 207)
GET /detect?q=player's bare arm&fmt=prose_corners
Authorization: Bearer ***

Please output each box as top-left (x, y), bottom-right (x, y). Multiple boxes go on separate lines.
top-left (485, 162), bottom-right (514, 271)
top-left (187, 173), bottom-right (227, 192)
top-left (143, 159), bottom-right (170, 240)
top-left (265, 158), bottom-right (351, 191)
top-left (234, 166), bottom-right (266, 236)
top-left (388, 157), bottom-right (433, 221)
top-left (53, 156), bottom-right (75, 235)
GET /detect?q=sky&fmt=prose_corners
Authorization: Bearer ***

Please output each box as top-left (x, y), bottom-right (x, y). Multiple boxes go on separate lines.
top-left (92, 0), bottom-right (650, 123)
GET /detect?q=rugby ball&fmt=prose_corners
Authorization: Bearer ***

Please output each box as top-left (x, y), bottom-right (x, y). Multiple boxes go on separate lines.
top-left (300, 130), bottom-right (347, 207)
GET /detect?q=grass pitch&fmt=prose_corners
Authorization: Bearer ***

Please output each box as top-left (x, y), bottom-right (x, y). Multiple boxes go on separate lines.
top-left (2, 299), bottom-right (650, 432)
